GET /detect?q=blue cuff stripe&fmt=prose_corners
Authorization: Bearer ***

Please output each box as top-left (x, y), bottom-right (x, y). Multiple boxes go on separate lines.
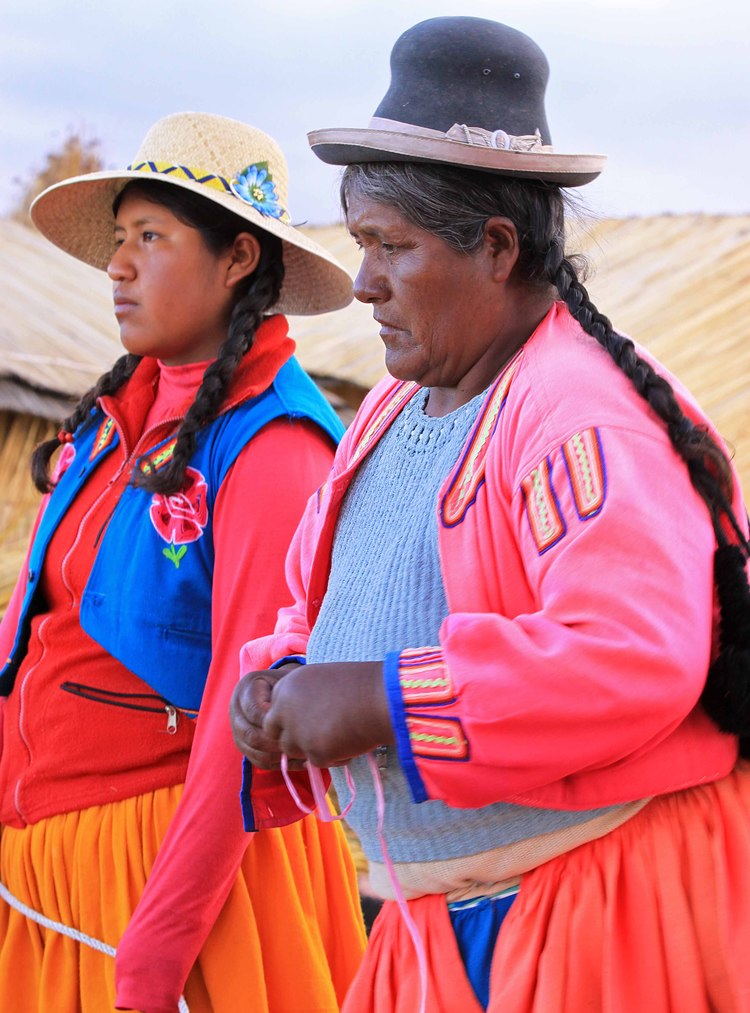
top-left (383, 650), bottom-right (428, 803)
top-left (270, 655), bottom-right (306, 669)
top-left (239, 656), bottom-right (305, 830)
top-left (240, 758), bottom-right (257, 832)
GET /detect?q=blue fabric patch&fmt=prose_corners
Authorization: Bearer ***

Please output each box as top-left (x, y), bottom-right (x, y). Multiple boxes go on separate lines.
top-left (448, 890), bottom-right (519, 1009)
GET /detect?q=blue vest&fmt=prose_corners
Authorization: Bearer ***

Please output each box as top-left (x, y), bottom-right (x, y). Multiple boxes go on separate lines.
top-left (0, 358), bottom-right (343, 711)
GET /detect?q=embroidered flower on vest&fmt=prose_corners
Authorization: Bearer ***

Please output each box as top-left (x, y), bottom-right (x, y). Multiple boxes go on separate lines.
top-left (149, 466), bottom-right (209, 568)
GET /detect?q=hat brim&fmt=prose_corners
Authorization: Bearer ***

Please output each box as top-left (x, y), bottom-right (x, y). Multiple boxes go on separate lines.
top-left (30, 170), bottom-right (353, 316)
top-left (308, 126), bottom-right (606, 186)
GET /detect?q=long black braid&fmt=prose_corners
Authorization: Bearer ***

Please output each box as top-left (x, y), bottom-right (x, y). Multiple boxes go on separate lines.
top-left (342, 161), bottom-right (750, 752)
top-left (31, 353), bottom-right (141, 492)
top-left (32, 179), bottom-right (284, 498)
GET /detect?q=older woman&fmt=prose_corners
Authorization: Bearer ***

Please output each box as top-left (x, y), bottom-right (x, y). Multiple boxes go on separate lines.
top-left (231, 17), bottom-right (750, 1013)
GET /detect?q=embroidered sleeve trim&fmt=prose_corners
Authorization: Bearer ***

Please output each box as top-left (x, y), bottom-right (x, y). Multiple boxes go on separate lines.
top-left (398, 647), bottom-right (456, 706)
top-left (406, 714), bottom-right (470, 762)
top-left (562, 428), bottom-right (607, 519)
top-left (440, 355), bottom-right (520, 528)
top-left (521, 456), bottom-right (566, 554)
top-left (383, 651), bottom-right (428, 802)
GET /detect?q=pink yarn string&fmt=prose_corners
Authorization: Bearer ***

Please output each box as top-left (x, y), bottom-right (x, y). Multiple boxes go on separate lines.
top-left (280, 753), bottom-right (355, 820)
top-left (280, 752), bottom-right (427, 1013)
top-left (366, 752), bottom-right (427, 1013)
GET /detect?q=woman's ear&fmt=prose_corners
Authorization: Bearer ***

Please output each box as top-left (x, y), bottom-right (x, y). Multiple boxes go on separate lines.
top-left (482, 217), bottom-right (520, 283)
top-left (226, 232), bottom-right (262, 289)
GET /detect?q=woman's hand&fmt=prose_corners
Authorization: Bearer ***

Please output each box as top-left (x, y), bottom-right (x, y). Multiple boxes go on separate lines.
top-left (230, 661), bottom-right (394, 769)
top-left (230, 663), bottom-right (298, 769)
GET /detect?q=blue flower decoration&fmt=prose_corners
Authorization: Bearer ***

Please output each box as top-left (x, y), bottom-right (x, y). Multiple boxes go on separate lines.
top-left (230, 162), bottom-right (289, 221)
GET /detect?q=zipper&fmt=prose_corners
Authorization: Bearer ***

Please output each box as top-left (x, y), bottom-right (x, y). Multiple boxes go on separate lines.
top-left (58, 681), bottom-right (197, 730)
top-left (13, 615), bottom-right (52, 822)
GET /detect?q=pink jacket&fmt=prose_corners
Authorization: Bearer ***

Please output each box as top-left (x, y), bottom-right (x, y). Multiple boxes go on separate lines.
top-left (241, 302), bottom-right (742, 823)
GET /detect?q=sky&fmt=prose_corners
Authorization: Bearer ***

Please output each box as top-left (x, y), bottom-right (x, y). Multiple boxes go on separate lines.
top-left (1, 0), bottom-right (748, 226)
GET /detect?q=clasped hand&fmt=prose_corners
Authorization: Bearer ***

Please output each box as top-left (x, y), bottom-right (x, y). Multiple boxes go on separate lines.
top-left (229, 660), bottom-right (394, 770)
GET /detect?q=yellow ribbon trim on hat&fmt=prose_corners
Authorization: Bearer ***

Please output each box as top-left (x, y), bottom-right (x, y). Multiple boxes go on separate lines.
top-left (127, 161), bottom-right (233, 195)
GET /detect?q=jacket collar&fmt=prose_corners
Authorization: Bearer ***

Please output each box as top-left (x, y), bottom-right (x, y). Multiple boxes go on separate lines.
top-left (98, 314), bottom-right (295, 439)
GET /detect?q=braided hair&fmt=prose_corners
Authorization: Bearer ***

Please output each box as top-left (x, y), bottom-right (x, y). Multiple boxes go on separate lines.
top-left (341, 161), bottom-right (750, 752)
top-left (32, 179), bottom-right (284, 497)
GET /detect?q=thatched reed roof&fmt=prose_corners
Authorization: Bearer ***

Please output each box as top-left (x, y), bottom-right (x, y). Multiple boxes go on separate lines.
top-left (0, 219), bottom-right (112, 415)
top-left (1, 212), bottom-right (749, 610)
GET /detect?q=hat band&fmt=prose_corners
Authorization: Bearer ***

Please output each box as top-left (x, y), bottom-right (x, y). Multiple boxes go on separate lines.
top-left (444, 124), bottom-right (552, 153)
top-left (126, 160), bottom-right (291, 222)
top-left (369, 117), bottom-right (554, 154)
top-left (127, 160), bottom-right (234, 195)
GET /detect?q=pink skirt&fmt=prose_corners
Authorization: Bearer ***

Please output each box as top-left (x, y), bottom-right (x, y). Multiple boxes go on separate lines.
top-left (344, 763), bottom-right (750, 1012)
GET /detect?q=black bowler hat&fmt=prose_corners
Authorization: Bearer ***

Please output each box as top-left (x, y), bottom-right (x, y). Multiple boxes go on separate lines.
top-left (309, 17), bottom-right (606, 186)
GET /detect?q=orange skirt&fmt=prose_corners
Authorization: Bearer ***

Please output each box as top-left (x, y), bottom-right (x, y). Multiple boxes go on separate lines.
top-left (0, 784), bottom-right (366, 1012)
top-left (345, 763), bottom-right (750, 1013)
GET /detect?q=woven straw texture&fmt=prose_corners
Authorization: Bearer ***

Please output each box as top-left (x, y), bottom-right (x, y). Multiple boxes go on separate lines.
top-left (30, 112), bottom-right (353, 316)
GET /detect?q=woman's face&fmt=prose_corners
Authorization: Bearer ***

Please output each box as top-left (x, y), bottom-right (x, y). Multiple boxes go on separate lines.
top-left (346, 193), bottom-right (518, 411)
top-left (107, 191), bottom-right (237, 365)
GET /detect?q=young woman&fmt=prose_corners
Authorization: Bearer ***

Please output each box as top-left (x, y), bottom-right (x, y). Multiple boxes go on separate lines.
top-left (231, 19), bottom-right (750, 1013)
top-left (0, 112), bottom-right (366, 1013)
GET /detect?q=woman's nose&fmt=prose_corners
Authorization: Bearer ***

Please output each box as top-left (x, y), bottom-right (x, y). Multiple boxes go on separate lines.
top-left (106, 243), bottom-right (134, 281)
top-left (353, 255), bottom-right (386, 305)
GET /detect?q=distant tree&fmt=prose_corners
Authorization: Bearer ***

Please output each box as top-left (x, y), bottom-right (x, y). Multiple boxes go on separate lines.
top-left (12, 130), bottom-right (103, 224)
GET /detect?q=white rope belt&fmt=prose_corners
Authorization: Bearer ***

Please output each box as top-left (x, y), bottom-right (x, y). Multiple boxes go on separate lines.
top-left (0, 880), bottom-right (189, 1012)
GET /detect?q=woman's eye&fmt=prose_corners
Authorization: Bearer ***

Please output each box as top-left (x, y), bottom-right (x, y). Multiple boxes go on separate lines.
top-left (381, 243), bottom-right (398, 254)
top-left (142, 231), bottom-right (158, 242)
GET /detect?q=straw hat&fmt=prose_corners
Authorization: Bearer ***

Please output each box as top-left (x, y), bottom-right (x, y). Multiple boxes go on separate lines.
top-left (309, 17), bottom-right (606, 186)
top-left (31, 112), bottom-right (353, 316)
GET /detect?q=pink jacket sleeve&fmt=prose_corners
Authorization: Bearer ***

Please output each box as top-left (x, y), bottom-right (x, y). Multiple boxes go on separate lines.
top-left (385, 418), bottom-right (742, 810)
top-left (114, 419), bottom-right (335, 1013)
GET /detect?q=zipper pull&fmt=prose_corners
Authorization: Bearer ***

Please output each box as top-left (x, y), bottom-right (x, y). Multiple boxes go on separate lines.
top-left (165, 705), bottom-right (178, 734)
